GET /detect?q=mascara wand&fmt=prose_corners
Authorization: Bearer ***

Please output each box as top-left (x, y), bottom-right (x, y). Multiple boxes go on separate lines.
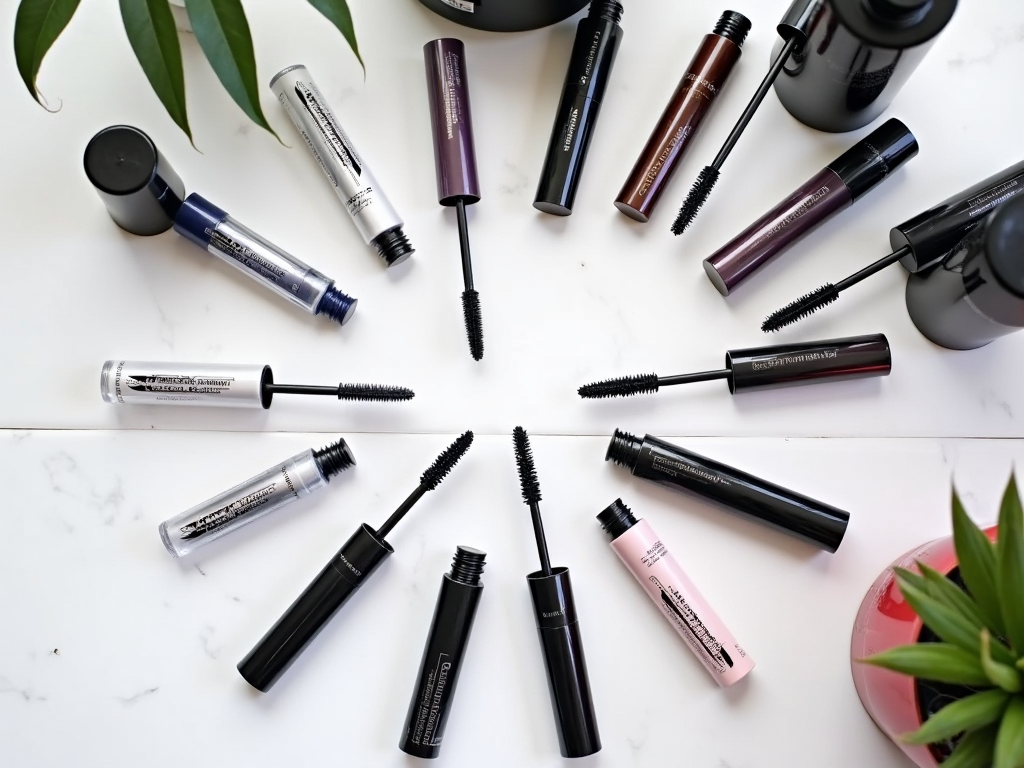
top-left (266, 382), bottom-right (415, 402)
top-left (762, 246), bottom-right (909, 332)
top-left (671, 5), bottom-right (815, 235)
top-left (511, 426), bottom-right (601, 758)
top-left (238, 431), bottom-right (475, 693)
top-left (579, 334), bottom-right (891, 399)
top-left (425, 39), bottom-right (485, 361)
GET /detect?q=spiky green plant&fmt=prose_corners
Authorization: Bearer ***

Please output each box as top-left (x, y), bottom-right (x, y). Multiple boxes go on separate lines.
top-left (862, 476), bottom-right (1024, 768)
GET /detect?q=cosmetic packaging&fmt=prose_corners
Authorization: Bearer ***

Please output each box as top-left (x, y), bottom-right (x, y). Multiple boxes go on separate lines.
top-left (101, 361), bottom-right (274, 408)
top-left (270, 65), bottom-right (413, 267)
top-left (84, 125), bottom-right (356, 326)
top-left (606, 430), bottom-right (849, 552)
top-left (905, 195), bottom-right (1024, 350)
top-left (597, 499), bottom-right (753, 685)
top-left (399, 546), bottom-right (486, 758)
top-left (615, 12), bottom-right (750, 223)
top-left (534, 0), bottom-right (623, 216)
top-left (418, 0), bottom-right (587, 32)
top-left (703, 118), bottom-right (917, 295)
top-left (772, 0), bottom-right (957, 132)
top-left (158, 438), bottom-right (354, 557)
top-left (237, 432), bottom-right (474, 692)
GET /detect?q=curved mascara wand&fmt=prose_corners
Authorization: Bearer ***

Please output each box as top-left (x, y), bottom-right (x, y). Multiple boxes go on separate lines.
top-left (512, 426), bottom-right (552, 576)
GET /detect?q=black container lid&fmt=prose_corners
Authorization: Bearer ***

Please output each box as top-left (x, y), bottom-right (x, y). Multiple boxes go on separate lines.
top-left (827, 118), bottom-right (918, 201)
top-left (83, 125), bottom-right (185, 235)
top-left (597, 498), bottom-right (638, 540)
top-left (832, 0), bottom-right (957, 49)
top-left (988, 196), bottom-right (1024, 299)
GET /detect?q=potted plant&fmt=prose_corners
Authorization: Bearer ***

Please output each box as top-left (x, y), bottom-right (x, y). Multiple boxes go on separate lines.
top-left (13, 0), bottom-right (362, 144)
top-left (851, 476), bottom-right (1024, 767)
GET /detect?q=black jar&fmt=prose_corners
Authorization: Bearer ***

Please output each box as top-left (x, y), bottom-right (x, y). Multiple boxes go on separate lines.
top-left (418, 0), bottom-right (588, 32)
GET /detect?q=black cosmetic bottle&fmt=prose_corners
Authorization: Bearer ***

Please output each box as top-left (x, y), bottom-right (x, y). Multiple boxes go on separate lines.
top-left (772, 0), bottom-right (957, 132)
top-left (906, 195), bottom-right (1024, 350)
top-left (399, 546), bottom-right (486, 759)
top-left (606, 430), bottom-right (850, 552)
top-left (534, 0), bottom-right (624, 216)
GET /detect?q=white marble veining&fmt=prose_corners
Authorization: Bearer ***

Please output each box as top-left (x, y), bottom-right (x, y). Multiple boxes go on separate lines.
top-left (1, 431), bottom-right (1022, 768)
top-left (2, 0), bottom-right (1024, 765)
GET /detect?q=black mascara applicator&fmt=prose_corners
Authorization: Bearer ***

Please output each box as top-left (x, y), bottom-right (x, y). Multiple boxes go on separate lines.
top-left (237, 431), bottom-right (474, 692)
top-left (579, 334), bottom-right (890, 399)
top-left (762, 158), bottom-right (1024, 332)
top-left (424, 38), bottom-right (485, 361)
top-left (512, 427), bottom-right (601, 758)
top-left (671, 2), bottom-right (815, 234)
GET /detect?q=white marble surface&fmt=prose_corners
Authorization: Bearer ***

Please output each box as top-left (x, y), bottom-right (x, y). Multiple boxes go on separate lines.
top-left (2, 0), bottom-right (1024, 766)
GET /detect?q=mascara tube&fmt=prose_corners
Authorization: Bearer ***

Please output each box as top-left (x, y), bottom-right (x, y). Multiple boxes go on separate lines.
top-left (399, 546), bottom-right (485, 758)
top-left (270, 65), bottom-right (414, 267)
top-left (158, 438), bottom-right (355, 557)
top-left (597, 499), bottom-right (753, 686)
top-left (101, 360), bottom-right (274, 408)
top-left (606, 430), bottom-right (849, 552)
top-left (533, 0), bottom-right (624, 216)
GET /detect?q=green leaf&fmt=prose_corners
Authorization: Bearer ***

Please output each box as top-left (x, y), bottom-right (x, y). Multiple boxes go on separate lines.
top-left (14, 0), bottom-right (81, 108)
top-left (306, 0), bottom-right (364, 73)
top-left (896, 569), bottom-right (1017, 667)
top-left (953, 487), bottom-right (1006, 637)
top-left (120, 0), bottom-right (192, 143)
top-left (994, 697), bottom-right (1024, 768)
top-left (184, 0), bottom-right (279, 140)
top-left (903, 688), bottom-right (1010, 745)
top-left (982, 630), bottom-right (1023, 693)
top-left (862, 644), bottom-right (992, 687)
top-left (997, 475), bottom-right (1024, 653)
top-left (920, 562), bottom-right (988, 631)
top-left (944, 725), bottom-right (999, 768)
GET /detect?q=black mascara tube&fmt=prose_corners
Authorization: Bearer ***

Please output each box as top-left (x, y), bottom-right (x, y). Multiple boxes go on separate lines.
top-left (606, 431), bottom-right (849, 552)
top-left (533, 1), bottom-right (624, 216)
top-left (399, 546), bottom-right (486, 758)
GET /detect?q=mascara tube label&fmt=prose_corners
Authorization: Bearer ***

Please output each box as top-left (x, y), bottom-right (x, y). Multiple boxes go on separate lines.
top-left (100, 360), bottom-right (266, 408)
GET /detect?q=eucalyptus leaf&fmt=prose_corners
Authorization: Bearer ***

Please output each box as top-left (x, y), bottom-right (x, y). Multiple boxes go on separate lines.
top-left (903, 688), bottom-right (1010, 745)
top-left (120, 0), bottom-right (192, 143)
top-left (862, 644), bottom-right (991, 687)
top-left (943, 725), bottom-right (999, 768)
top-left (982, 630), bottom-right (1023, 693)
top-left (307, 0), bottom-right (364, 72)
top-left (896, 569), bottom-right (1017, 666)
top-left (953, 487), bottom-right (1006, 636)
top-left (920, 562), bottom-right (988, 630)
top-left (993, 697), bottom-right (1024, 768)
top-left (996, 476), bottom-right (1024, 653)
top-left (14, 0), bottom-right (81, 107)
top-left (184, 0), bottom-right (279, 140)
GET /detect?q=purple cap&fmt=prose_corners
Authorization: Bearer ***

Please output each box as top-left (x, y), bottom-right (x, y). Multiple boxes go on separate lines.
top-left (423, 38), bottom-right (480, 206)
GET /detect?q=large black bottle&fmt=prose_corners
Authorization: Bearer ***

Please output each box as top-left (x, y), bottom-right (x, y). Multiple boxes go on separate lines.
top-left (772, 0), bottom-right (957, 132)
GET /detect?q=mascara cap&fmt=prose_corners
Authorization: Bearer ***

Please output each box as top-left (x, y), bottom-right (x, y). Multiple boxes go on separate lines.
top-left (237, 523), bottom-right (392, 692)
top-left (725, 334), bottom-right (891, 393)
top-left (826, 118), bottom-right (918, 202)
top-left (84, 125), bottom-right (185, 235)
top-left (423, 38), bottom-right (481, 206)
top-left (526, 567), bottom-right (601, 758)
top-left (777, 0), bottom-right (817, 44)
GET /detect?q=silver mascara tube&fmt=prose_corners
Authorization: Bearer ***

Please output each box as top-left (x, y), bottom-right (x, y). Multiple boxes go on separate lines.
top-left (270, 65), bottom-right (414, 268)
top-left (101, 361), bottom-right (271, 408)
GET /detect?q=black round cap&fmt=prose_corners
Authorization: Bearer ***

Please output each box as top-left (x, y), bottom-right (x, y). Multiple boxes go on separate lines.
top-left (987, 196), bottom-right (1024, 299)
top-left (83, 125), bottom-right (185, 235)
top-left (826, 118), bottom-right (918, 202)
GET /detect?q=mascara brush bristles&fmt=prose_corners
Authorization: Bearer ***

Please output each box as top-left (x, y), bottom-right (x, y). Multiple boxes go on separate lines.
top-left (336, 383), bottom-right (416, 402)
top-left (420, 430), bottom-right (475, 491)
top-left (462, 289), bottom-right (484, 361)
top-left (762, 283), bottom-right (840, 333)
top-left (578, 373), bottom-right (660, 399)
top-left (512, 426), bottom-right (541, 505)
top-left (672, 166), bottom-right (719, 235)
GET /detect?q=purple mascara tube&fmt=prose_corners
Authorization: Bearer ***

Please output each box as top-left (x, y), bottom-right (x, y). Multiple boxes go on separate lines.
top-left (423, 38), bottom-right (486, 361)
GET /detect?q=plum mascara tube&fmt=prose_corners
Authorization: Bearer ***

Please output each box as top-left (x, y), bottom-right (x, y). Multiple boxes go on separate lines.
top-left (534, 0), bottom-right (623, 216)
top-left (597, 499), bottom-right (753, 686)
top-left (270, 65), bottom-right (414, 267)
top-left (158, 438), bottom-right (355, 558)
top-left (84, 125), bottom-right (357, 325)
top-left (702, 118), bottom-right (918, 295)
top-left (615, 11), bottom-right (750, 223)
top-left (606, 430), bottom-right (849, 552)
top-left (399, 546), bottom-right (486, 758)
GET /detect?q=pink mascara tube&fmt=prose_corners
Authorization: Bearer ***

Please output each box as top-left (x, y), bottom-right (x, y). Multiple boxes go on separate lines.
top-left (597, 499), bottom-right (754, 686)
